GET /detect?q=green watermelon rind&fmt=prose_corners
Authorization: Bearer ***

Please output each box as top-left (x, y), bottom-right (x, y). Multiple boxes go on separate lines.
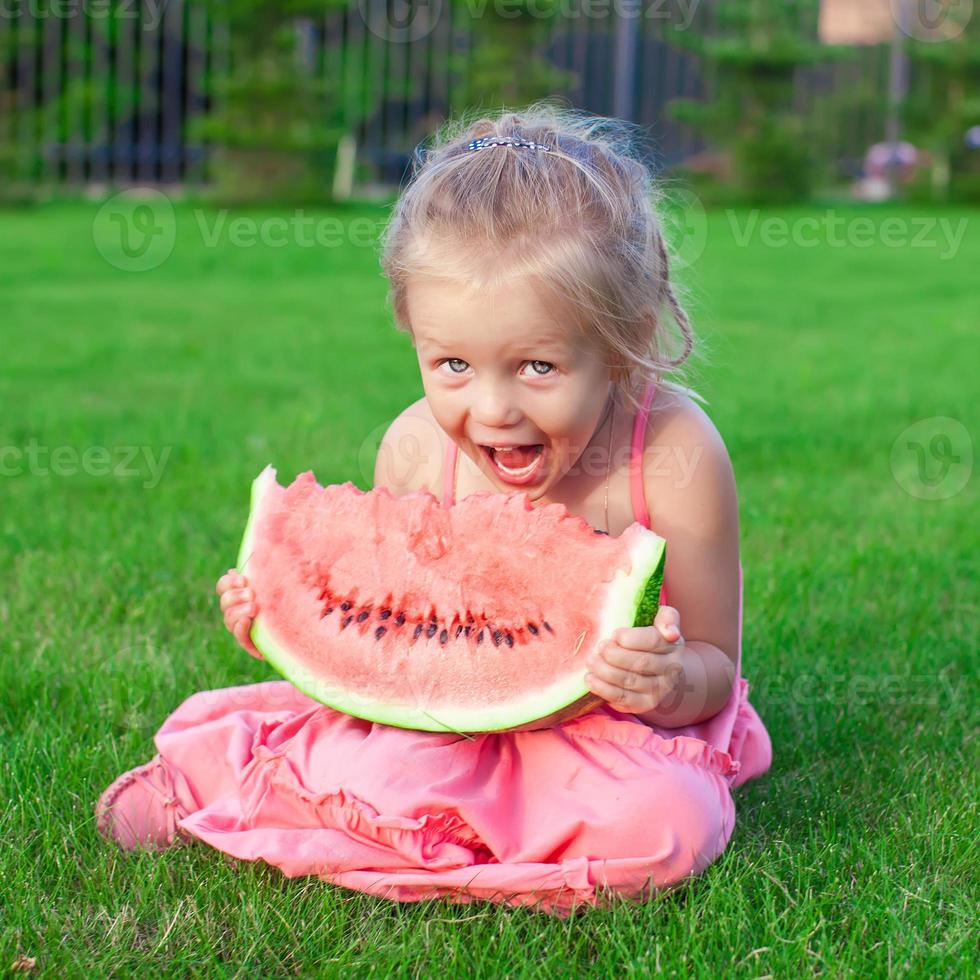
top-left (235, 465), bottom-right (668, 734)
top-left (235, 464), bottom-right (275, 574)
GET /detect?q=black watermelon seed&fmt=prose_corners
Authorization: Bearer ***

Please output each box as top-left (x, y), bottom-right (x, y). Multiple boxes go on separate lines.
top-left (527, 623), bottom-right (538, 635)
top-left (413, 624), bottom-right (423, 639)
top-left (426, 622), bottom-right (438, 638)
top-left (455, 624), bottom-right (463, 639)
top-left (375, 626), bottom-right (387, 639)
top-left (593, 528), bottom-right (609, 535)
top-left (476, 630), bottom-right (484, 645)
top-left (543, 621), bottom-right (554, 634)
top-left (379, 609), bottom-right (391, 620)
top-left (439, 629), bottom-right (448, 644)
top-left (341, 615), bottom-right (353, 629)
top-left (356, 610), bottom-right (369, 623)
top-left (340, 601), bottom-right (352, 611)
top-left (504, 632), bottom-right (514, 647)
top-left (324, 606), bottom-right (334, 615)
top-left (492, 629), bottom-right (502, 647)
top-left (464, 625), bottom-right (472, 637)
top-left (395, 612), bottom-right (405, 626)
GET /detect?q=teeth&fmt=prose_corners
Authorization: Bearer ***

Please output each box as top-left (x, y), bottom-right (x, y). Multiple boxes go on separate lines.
top-left (492, 446), bottom-right (542, 477)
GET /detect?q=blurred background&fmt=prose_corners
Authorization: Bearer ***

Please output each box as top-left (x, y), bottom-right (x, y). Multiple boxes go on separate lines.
top-left (1, 0), bottom-right (978, 206)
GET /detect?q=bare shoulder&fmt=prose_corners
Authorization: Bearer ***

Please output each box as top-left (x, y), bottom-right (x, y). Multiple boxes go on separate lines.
top-left (372, 395), bottom-right (445, 496)
top-left (640, 388), bottom-right (739, 539)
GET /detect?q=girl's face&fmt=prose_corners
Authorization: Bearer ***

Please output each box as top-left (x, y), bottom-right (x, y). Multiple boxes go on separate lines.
top-left (407, 276), bottom-right (614, 500)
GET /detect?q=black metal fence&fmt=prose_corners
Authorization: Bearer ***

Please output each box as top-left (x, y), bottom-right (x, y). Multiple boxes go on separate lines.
top-left (0, 0), bottom-right (891, 193)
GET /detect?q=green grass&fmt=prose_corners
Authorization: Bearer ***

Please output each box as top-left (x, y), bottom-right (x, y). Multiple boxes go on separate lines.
top-left (1, 199), bottom-right (976, 975)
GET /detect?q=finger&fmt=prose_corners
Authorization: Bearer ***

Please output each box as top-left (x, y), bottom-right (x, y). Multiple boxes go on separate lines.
top-left (218, 570), bottom-right (245, 592)
top-left (589, 644), bottom-right (661, 678)
top-left (654, 606), bottom-right (682, 641)
top-left (220, 588), bottom-right (253, 612)
top-left (230, 597), bottom-right (257, 625)
top-left (586, 654), bottom-right (631, 691)
top-left (590, 652), bottom-right (680, 695)
top-left (235, 621), bottom-right (265, 660)
top-left (614, 625), bottom-right (674, 653)
top-left (226, 595), bottom-right (253, 621)
top-left (584, 671), bottom-right (651, 713)
top-left (234, 618), bottom-right (256, 650)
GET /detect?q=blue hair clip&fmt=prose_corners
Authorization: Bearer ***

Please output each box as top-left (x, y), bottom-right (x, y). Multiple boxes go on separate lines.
top-left (466, 136), bottom-right (553, 153)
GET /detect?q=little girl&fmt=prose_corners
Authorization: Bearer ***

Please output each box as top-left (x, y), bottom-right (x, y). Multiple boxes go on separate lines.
top-left (95, 103), bottom-right (772, 917)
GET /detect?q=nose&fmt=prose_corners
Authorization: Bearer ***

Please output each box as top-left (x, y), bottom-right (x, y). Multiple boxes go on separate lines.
top-left (470, 381), bottom-right (522, 429)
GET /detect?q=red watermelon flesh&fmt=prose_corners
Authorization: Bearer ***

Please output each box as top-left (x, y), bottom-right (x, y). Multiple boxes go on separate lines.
top-left (237, 466), bottom-right (667, 734)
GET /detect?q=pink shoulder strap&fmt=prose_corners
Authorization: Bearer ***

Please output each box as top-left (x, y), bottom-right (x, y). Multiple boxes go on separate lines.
top-left (442, 439), bottom-right (458, 508)
top-left (629, 381), bottom-right (657, 529)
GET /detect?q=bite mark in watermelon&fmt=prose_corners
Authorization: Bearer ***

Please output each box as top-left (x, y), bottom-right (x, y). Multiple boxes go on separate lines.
top-left (237, 465), bottom-right (667, 734)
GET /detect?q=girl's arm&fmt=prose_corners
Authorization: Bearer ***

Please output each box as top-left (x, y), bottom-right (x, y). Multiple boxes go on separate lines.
top-left (632, 400), bottom-right (741, 729)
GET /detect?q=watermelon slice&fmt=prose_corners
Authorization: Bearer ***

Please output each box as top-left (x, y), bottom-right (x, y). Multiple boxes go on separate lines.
top-left (236, 466), bottom-right (667, 734)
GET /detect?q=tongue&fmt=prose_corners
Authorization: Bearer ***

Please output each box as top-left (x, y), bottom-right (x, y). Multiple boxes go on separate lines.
top-left (494, 445), bottom-right (541, 469)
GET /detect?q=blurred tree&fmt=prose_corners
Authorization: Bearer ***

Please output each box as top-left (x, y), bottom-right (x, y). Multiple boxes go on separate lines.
top-left (901, 13), bottom-right (980, 202)
top-left (667, 0), bottom-right (852, 203)
top-left (191, 0), bottom-right (361, 204)
top-left (446, 0), bottom-right (576, 116)
top-left (0, 22), bottom-right (34, 202)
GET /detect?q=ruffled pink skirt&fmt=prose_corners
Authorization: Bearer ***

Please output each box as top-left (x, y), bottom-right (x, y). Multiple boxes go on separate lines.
top-left (148, 660), bottom-right (771, 917)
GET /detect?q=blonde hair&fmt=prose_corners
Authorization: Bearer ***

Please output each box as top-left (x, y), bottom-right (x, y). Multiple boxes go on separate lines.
top-left (377, 99), bottom-right (707, 416)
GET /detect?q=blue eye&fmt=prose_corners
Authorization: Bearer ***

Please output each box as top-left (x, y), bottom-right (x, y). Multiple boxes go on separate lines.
top-left (443, 358), bottom-right (468, 374)
top-left (524, 360), bottom-right (555, 377)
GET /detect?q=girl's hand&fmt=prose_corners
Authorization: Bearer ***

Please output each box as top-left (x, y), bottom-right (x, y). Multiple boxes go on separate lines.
top-left (216, 568), bottom-right (264, 661)
top-left (584, 605), bottom-right (686, 715)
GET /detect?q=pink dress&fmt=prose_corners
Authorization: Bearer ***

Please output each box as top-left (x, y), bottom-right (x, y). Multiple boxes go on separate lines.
top-left (140, 383), bottom-right (773, 916)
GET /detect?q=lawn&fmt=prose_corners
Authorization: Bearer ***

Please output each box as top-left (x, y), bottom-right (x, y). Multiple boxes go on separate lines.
top-left (1, 198), bottom-right (976, 975)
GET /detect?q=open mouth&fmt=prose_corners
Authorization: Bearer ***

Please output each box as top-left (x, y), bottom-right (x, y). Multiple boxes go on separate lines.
top-left (480, 445), bottom-right (546, 485)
